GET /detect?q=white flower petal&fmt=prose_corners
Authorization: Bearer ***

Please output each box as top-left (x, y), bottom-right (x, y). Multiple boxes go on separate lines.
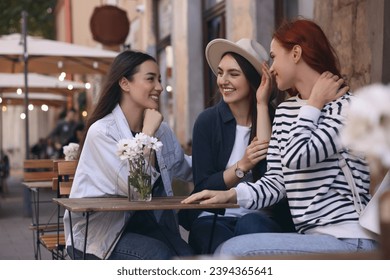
top-left (342, 83), bottom-right (390, 167)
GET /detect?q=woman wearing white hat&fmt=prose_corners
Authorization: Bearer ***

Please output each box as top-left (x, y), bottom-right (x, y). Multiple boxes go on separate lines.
top-left (182, 19), bottom-right (378, 256)
top-left (179, 38), bottom-right (294, 254)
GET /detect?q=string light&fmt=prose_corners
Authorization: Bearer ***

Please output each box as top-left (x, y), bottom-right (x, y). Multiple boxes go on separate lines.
top-left (59, 72), bottom-right (66, 81)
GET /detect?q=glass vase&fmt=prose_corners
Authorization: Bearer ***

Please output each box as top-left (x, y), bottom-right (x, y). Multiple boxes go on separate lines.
top-left (128, 172), bottom-right (152, 202)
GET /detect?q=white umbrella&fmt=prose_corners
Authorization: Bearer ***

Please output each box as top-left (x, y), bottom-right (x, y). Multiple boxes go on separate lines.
top-left (0, 73), bottom-right (86, 94)
top-left (0, 33), bottom-right (118, 74)
top-left (1, 92), bottom-right (67, 107)
top-left (0, 31), bottom-right (118, 159)
top-left (0, 74), bottom-right (85, 158)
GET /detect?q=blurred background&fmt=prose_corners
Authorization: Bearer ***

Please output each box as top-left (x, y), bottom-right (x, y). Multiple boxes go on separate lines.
top-left (0, 0), bottom-right (389, 170)
top-left (0, 0), bottom-right (389, 260)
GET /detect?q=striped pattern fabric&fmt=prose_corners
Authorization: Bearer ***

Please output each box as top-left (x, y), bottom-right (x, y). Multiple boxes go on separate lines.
top-left (236, 93), bottom-right (371, 234)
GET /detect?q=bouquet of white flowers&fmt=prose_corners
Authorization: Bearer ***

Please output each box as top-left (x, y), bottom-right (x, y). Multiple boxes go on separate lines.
top-left (63, 142), bottom-right (79, 161)
top-left (116, 133), bottom-right (163, 201)
top-left (342, 83), bottom-right (390, 168)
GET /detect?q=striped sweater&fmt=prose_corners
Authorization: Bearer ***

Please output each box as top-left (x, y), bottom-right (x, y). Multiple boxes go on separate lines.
top-left (236, 93), bottom-right (374, 239)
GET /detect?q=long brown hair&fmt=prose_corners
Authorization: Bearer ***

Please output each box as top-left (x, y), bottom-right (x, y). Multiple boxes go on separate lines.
top-left (222, 52), bottom-right (277, 180)
top-left (223, 52), bottom-right (278, 140)
top-left (78, 50), bottom-right (156, 153)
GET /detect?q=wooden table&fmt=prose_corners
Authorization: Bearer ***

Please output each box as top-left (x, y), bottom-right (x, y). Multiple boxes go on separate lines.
top-left (23, 181), bottom-right (53, 189)
top-left (53, 196), bottom-right (238, 212)
top-left (53, 196), bottom-right (239, 259)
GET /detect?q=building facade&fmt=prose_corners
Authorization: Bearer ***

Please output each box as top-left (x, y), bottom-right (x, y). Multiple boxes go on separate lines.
top-left (2, 0), bottom-right (389, 168)
top-left (55, 0), bottom-right (390, 152)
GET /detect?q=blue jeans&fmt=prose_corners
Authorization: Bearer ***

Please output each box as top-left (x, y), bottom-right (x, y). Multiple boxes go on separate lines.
top-left (68, 229), bottom-right (192, 260)
top-left (69, 211), bottom-right (193, 260)
top-left (215, 232), bottom-right (378, 256)
top-left (189, 211), bottom-right (283, 254)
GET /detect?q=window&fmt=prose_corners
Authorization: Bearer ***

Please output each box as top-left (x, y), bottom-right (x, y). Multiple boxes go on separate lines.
top-left (202, 0), bottom-right (226, 108)
top-left (154, 0), bottom-right (175, 130)
top-left (275, 0), bottom-right (313, 27)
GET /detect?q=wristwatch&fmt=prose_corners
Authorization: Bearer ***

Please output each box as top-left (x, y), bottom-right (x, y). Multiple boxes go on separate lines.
top-left (235, 162), bottom-right (246, 179)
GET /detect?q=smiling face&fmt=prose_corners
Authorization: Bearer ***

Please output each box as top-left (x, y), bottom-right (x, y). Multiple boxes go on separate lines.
top-left (269, 39), bottom-right (297, 91)
top-left (216, 54), bottom-right (251, 104)
top-left (126, 60), bottom-right (162, 110)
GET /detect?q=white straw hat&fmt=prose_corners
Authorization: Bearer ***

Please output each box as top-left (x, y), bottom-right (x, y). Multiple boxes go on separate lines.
top-left (205, 38), bottom-right (269, 76)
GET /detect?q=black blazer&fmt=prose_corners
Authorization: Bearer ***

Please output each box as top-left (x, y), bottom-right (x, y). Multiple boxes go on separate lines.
top-left (178, 100), bottom-right (270, 230)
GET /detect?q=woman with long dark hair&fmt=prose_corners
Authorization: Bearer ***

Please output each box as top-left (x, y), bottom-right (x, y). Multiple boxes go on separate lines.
top-left (179, 38), bottom-right (294, 254)
top-left (64, 50), bottom-right (193, 259)
top-left (183, 19), bottom-right (377, 255)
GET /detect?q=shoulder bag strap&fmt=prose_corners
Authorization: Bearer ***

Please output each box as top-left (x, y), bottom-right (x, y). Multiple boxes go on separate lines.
top-left (338, 154), bottom-right (364, 214)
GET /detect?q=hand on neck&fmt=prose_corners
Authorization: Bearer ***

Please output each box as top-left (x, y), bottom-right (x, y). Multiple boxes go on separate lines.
top-left (295, 66), bottom-right (321, 100)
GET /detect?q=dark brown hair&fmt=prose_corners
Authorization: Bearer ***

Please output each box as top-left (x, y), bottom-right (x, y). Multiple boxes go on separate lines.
top-left (79, 50), bottom-right (156, 153)
top-left (222, 52), bottom-right (276, 180)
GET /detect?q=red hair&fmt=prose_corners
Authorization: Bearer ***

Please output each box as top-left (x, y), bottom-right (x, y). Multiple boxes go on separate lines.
top-left (273, 19), bottom-right (341, 77)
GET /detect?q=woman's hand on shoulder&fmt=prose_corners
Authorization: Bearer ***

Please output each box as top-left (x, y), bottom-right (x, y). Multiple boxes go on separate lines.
top-left (181, 189), bottom-right (237, 204)
top-left (142, 109), bottom-right (163, 136)
top-left (256, 62), bottom-right (273, 105)
top-left (308, 71), bottom-right (349, 109)
top-left (241, 137), bottom-right (269, 171)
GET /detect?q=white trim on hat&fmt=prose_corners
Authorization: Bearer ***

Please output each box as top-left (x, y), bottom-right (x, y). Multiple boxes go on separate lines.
top-left (205, 38), bottom-right (269, 76)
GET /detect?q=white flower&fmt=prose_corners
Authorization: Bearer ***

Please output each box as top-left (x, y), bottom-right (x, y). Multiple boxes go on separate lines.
top-left (116, 133), bottom-right (163, 165)
top-left (116, 133), bottom-right (163, 200)
top-left (134, 132), bottom-right (149, 144)
top-left (63, 142), bottom-right (79, 160)
top-left (342, 83), bottom-right (390, 167)
top-left (149, 136), bottom-right (163, 151)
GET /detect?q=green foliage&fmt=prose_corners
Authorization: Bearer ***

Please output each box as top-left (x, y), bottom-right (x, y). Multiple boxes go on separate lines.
top-left (0, 0), bottom-right (57, 38)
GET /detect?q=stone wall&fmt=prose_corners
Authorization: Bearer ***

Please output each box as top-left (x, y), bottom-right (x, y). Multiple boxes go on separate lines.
top-left (314, 0), bottom-right (371, 91)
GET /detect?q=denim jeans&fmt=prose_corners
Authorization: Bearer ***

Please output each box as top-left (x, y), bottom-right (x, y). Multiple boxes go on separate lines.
top-left (69, 210), bottom-right (193, 260)
top-left (68, 228), bottom-right (193, 260)
top-left (189, 211), bottom-right (283, 254)
top-left (215, 232), bottom-right (378, 256)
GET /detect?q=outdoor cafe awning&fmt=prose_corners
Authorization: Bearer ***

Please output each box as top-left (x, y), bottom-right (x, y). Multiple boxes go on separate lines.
top-left (1, 92), bottom-right (67, 107)
top-left (0, 33), bottom-right (118, 74)
top-left (0, 73), bottom-right (86, 94)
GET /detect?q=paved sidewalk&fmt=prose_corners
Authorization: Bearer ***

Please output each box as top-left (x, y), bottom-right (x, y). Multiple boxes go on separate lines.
top-left (0, 170), bottom-right (54, 260)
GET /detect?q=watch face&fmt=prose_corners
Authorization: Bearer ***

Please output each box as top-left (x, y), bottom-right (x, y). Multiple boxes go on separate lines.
top-left (235, 168), bottom-right (245, 178)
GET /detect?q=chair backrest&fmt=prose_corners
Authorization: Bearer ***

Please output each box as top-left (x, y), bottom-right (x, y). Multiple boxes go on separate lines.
top-left (52, 159), bottom-right (64, 191)
top-left (23, 159), bottom-right (55, 182)
top-left (57, 160), bottom-right (78, 196)
top-left (380, 190), bottom-right (390, 259)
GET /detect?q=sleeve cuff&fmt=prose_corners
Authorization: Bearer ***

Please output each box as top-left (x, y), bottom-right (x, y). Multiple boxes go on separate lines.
top-left (235, 183), bottom-right (254, 209)
top-left (299, 105), bottom-right (321, 123)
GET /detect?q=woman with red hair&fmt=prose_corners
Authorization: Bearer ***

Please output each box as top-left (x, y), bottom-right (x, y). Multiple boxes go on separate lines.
top-left (183, 19), bottom-right (378, 256)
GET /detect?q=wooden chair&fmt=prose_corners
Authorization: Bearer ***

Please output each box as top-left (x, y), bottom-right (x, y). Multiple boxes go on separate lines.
top-left (39, 160), bottom-right (77, 259)
top-left (379, 190), bottom-right (390, 259)
top-left (23, 159), bottom-right (57, 259)
top-left (23, 159), bottom-right (56, 182)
